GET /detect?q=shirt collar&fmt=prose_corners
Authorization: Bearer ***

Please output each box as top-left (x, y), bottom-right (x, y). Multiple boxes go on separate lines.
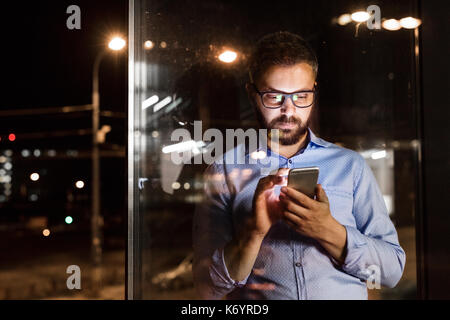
top-left (307, 127), bottom-right (330, 148)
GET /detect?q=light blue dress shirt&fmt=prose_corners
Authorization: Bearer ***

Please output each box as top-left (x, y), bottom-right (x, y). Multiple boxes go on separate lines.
top-left (193, 128), bottom-right (406, 300)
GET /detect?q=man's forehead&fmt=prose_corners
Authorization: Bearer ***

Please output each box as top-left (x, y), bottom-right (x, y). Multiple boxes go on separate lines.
top-left (257, 63), bottom-right (315, 91)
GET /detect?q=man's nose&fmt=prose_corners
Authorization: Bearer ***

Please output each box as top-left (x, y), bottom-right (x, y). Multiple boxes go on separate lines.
top-left (280, 96), bottom-right (296, 117)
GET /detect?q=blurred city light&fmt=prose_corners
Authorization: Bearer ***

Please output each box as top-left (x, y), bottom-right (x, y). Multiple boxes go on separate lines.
top-left (66, 150), bottom-right (79, 157)
top-left (47, 150), bottom-right (57, 157)
top-left (165, 97), bottom-right (183, 113)
top-left (172, 182), bottom-right (181, 190)
top-left (65, 216), bottom-right (73, 224)
top-left (371, 150), bottom-right (387, 160)
top-left (21, 150), bottom-right (31, 157)
top-left (108, 37), bottom-right (126, 51)
top-left (0, 175), bottom-right (11, 183)
top-left (4, 162), bottom-right (12, 170)
top-left (399, 17), bottom-right (422, 29)
top-left (33, 149), bottom-right (41, 157)
top-left (160, 41), bottom-right (167, 49)
top-left (142, 95), bottom-right (159, 110)
top-left (382, 19), bottom-right (402, 31)
top-left (29, 194), bottom-right (38, 202)
top-left (251, 150), bottom-right (267, 160)
top-left (0, 156), bottom-right (6, 163)
top-left (218, 50), bottom-right (238, 63)
top-left (144, 40), bottom-right (154, 50)
top-left (151, 131), bottom-right (159, 138)
top-left (153, 96), bottom-right (173, 113)
top-left (30, 173), bottom-right (40, 181)
top-left (75, 180), bottom-right (85, 189)
top-left (184, 183), bottom-right (191, 190)
top-left (97, 125), bottom-right (112, 143)
top-left (337, 14), bottom-right (352, 26)
top-left (162, 140), bottom-right (206, 154)
top-left (8, 134), bottom-right (16, 142)
top-left (42, 229), bottom-right (50, 237)
top-left (351, 11), bottom-right (370, 23)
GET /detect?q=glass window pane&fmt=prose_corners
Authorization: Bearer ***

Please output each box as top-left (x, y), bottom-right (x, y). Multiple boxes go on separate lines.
top-left (129, 0), bottom-right (421, 300)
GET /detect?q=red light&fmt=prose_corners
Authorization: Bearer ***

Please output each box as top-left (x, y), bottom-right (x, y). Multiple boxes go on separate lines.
top-left (8, 134), bottom-right (16, 142)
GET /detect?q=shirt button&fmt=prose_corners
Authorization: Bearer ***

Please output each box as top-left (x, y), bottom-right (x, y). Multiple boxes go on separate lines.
top-left (295, 262), bottom-right (302, 267)
top-left (288, 159), bottom-right (293, 164)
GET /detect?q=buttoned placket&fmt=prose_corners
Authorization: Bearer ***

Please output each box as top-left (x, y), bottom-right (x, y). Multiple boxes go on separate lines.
top-left (273, 137), bottom-right (313, 299)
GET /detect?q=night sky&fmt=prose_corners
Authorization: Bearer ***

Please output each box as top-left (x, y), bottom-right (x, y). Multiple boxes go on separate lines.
top-left (1, 1), bottom-right (128, 112)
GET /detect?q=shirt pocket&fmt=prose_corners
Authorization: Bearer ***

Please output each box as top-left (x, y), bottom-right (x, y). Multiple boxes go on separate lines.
top-left (322, 186), bottom-right (356, 227)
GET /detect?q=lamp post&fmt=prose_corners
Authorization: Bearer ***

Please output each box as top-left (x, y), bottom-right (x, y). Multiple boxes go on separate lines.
top-left (91, 36), bottom-right (126, 296)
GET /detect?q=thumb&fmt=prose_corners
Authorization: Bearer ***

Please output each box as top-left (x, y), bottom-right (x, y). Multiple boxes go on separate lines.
top-left (316, 184), bottom-right (329, 204)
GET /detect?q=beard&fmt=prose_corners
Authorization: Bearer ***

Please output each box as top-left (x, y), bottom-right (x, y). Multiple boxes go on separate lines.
top-left (255, 108), bottom-right (309, 146)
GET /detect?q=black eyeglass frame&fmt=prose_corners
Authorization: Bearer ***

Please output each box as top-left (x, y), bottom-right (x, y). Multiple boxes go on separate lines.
top-left (250, 83), bottom-right (317, 109)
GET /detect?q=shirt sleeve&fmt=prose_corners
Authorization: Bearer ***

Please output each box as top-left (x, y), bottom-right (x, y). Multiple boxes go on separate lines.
top-left (192, 163), bottom-right (250, 299)
top-left (341, 155), bottom-right (406, 288)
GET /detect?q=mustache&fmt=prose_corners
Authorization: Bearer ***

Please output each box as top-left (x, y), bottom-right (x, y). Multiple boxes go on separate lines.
top-left (269, 115), bottom-right (302, 127)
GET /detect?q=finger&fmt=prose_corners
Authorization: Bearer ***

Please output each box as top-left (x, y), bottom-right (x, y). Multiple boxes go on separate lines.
top-left (272, 168), bottom-right (290, 185)
top-left (256, 175), bottom-right (276, 191)
top-left (260, 168), bottom-right (289, 188)
top-left (279, 194), bottom-right (309, 219)
top-left (283, 209), bottom-right (305, 227)
top-left (275, 167), bottom-right (290, 177)
top-left (280, 186), bottom-right (316, 209)
top-left (283, 215), bottom-right (301, 232)
top-left (315, 184), bottom-right (329, 204)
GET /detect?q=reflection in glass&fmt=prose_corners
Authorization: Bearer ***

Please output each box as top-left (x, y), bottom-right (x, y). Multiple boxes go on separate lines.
top-left (129, 0), bottom-right (421, 300)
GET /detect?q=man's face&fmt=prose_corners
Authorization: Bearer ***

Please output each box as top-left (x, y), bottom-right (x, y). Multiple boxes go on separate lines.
top-left (248, 63), bottom-right (316, 145)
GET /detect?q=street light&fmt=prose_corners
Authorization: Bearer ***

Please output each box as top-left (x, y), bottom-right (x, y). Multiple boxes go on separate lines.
top-left (218, 50), bottom-right (238, 64)
top-left (108, 37), bottom-right (127, 51)
top-left (91, 35), bottom-right (126, 296)
top-left (382, 19), bottom-right (402, 31)
top-left (399, 17), bottom-right (422, 29)
top-left (351, 11), bottom-right (370, 23)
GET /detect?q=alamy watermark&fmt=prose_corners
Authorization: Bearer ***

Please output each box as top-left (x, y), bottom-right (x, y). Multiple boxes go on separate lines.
top-left (66, 5), bottom-right (81, 30)
top-left (366, 5), bottom-right (381, 30)
top-left (165, 121), bottom-right (281, 175)
top-left (66, 265), bottom-right (81, 290)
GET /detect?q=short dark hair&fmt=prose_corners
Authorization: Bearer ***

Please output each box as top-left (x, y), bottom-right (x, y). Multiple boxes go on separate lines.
top-left (248, 31), bottom-right (318, 84)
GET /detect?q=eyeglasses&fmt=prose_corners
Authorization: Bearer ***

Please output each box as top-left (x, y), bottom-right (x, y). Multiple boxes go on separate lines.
top-left (251, 83), bottom-right (316, 109)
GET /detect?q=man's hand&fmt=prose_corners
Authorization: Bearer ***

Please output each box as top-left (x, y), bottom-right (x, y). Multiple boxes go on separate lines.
top-left (279, 184), bottom-right (348, 264)
top-left (246, 168), bottom-right (290, 239)
top-left (224, 168), bottom-right (289, 282)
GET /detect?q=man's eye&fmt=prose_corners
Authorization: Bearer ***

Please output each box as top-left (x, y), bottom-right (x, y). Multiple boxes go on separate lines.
top-left (267, 94), bottom-right (283, 101)
top-left (293, 94), bottom-right (307, 100)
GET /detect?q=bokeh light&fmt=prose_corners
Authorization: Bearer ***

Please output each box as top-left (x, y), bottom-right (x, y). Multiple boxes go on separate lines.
top-left (218, 50), bottom-right (238, 63)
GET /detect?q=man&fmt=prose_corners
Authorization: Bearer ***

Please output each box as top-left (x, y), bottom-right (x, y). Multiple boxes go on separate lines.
top-left (192, 31), bottom-right (405, 299)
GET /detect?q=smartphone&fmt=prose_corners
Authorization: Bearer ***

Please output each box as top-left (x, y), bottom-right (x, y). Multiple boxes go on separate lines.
top-left (287, 167), bottom-right (320, 199)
